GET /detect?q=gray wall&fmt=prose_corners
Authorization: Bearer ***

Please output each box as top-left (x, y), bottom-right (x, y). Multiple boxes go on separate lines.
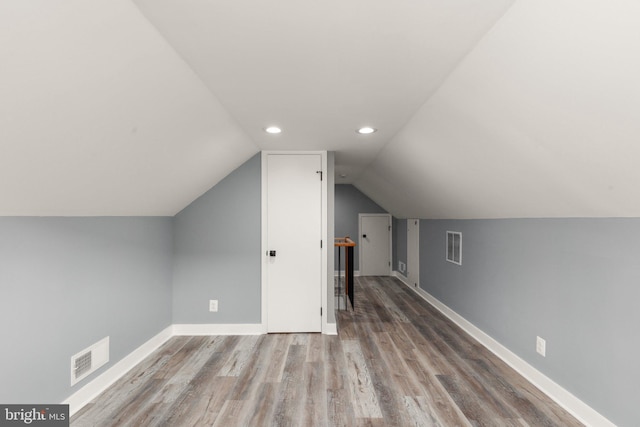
top-left (0, 151), bottom-right (338, 407)
top-left (394, 218), bottom-right (407, 275)
top-left (172, 153), bottom-right (261, 324)
top-left (335, 184), bottom-right (387, 271)
top-left (0, 217), bottom-right (173, 404)
top-left (419, 218), bottom-right (640, 427)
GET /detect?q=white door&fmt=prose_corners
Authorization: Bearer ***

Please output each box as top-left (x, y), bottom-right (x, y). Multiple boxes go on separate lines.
top-left (266, 154), bottom-right (322, 333)
top-left (407, 219), bottom-right (420, 288)
top-left (359, 214), bottom-right (391, 276)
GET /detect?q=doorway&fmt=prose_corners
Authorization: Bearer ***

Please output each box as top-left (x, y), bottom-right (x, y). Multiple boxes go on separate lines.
top-left (263, 152), bottom-right (325, 333)
top-left (359, 213), bottom-right (391, 276)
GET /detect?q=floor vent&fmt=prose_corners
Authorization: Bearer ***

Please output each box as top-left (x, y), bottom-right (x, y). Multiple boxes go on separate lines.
top-left (71, 337), bottom-right (109, 386)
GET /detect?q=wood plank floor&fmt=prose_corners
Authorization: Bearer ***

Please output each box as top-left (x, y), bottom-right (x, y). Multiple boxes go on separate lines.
top-left (71, 276), bottom-right (583, 426)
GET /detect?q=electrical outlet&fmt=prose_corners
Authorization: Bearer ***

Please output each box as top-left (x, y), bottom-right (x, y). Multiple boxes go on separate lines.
top-left (536, 336), bottom-right (546, 357)
top-left (209, 300), bottom-right (218, 312)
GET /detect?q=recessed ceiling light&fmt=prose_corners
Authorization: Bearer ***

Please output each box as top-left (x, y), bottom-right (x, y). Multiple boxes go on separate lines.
top-left (265, 126), bottom-right (282, 134)
top-left (339, 173), bottom-right (348, 178)
top-left (357, 127), bottom-right (376, 134)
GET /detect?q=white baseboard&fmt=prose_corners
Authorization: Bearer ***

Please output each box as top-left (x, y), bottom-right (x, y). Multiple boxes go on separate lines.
top-left (173, 323), bottom-right (338, 336)
top-left (64, 324), bottom-right (262, 417)
top-left (172, 323), bottom-right (265, 336)
top-left (393, 273), bottom-right (615, 427)
top-left (63, 325), bottom-right (173, 417)
top-left (324, 322), bottom-right (338, 335)
top-left (392, 270), bottom-right (409, 285)
top-left (64, 318), bottom-right (346, 418)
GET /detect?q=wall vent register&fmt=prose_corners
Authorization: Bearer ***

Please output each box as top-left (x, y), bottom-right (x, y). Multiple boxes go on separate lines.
top-left (74, 352), bottom-right (92, 379)
top-left (446, 231), bottom-right (462, 265)
top-left (70, 336), bottom-right (109, 385)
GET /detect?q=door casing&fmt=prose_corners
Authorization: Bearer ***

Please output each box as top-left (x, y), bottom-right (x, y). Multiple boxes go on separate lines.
top-left (407, 219), bottom-right (420, 288)
top-left (261, 151), bottom-right (328, 333)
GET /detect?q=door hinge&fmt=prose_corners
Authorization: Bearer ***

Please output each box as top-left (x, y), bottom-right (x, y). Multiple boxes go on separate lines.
top-left (316, 170), bottom-right (323, 181)
top-left (389, 261), bottom-right (391, 266)
top-left (321, 240), bottom-right (323, 248)
top-left (320, 307), bottom-right (323, 316)
top-left (388, 225), bottom-right (391, 231)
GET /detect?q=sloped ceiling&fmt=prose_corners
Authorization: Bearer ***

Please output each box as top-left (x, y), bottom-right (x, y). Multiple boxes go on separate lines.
top-left (357, 0), bottom-right (640, 218)
top-left (0, 0), bottom-right (258, 216)
top-left (3, 1), bottom-right (639, 219)
top-left (132, 0), bottom-right (513, 186)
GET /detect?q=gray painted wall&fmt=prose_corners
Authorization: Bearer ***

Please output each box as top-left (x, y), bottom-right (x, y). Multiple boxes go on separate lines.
top-left (172, 153), bottom-right (261, 324)
top-left (0, 151), bottom-right (338, 407)
top-left (394, 218), bottom-right (407, 275)
top-left (419, 218), bottom-right (639, 427)
top-left (0, 217), bottom-right (173, 404)
top-left (335, 184), bottom-right (387, 271)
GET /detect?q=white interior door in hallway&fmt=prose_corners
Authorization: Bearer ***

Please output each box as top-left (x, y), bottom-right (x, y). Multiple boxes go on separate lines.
top-left (359, 214), bottom-right (391, 276)
top-left (265, 153), bottom-right (323, 333)
top-left (407, 219), bottom-right (420, 288)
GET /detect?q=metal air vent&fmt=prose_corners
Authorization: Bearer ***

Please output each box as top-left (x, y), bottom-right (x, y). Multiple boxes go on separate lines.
top-left (70, 337), bottom-right (109, 385)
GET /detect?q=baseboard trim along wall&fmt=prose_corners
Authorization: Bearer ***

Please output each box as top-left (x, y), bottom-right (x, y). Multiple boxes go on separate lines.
top-left (391, 271), bottom-right (615, 427)
top-left (172, 323), bottom-right (265, 336)
top-left (173, 323), bottom-right (338, 336)
top-left (63, 321), bottom-right (338, 416)
top-left (63, 325), bottom-right (174, 417)
top-left (324, 322), bottom-right (338, 335)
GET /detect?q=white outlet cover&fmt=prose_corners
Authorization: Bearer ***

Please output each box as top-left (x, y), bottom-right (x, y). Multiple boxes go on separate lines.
top-left (209, 300), bottom-right (218, 312)
top-left (536, 336), bottom-right (546, 357)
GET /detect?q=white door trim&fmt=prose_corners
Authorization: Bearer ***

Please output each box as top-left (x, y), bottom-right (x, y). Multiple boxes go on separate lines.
top-left (261, 151), bottom-right (328, 334)
top-left (358, 213), bottom-right (392, 276)
top-left (407, 219), bottom-right (420, 288)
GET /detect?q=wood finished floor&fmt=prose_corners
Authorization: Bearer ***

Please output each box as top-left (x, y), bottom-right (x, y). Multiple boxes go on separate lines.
top-left (71, 276), bottom-right (583, 426)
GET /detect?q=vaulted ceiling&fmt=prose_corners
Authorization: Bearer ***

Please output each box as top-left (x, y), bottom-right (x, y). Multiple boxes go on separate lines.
top-left (2, 0), bottom-right (639, 218)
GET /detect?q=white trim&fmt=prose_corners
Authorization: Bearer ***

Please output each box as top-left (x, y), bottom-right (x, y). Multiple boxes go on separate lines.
top-left (261, 152), bottom-right (268, 331)
top-left (320, 152), bottom-right (328, 334)
top-left (63, 326), bottom-right (173, 417)
top-left (358, 213), bottom-right (392, 276)
top-left (172, 323), bottom-right (264, 336)
top-left (397, 278), bottom-right (616, 427)
top-left (325, 323), bottom-right (338, 335)
top-left (392, 270), bottom-right (410, 286)
top-left (407, 219), bottom-right (420, 286)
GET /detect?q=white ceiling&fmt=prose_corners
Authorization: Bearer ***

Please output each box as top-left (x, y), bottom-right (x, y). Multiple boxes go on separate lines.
top-left (0, 0), bottom-right (258, 216)
top-left (3, 0), bottom-right (640, 218)
top-left (132, 0), bottom-right (514, 183)
top-left (357, 0), bottom-right (640, 218)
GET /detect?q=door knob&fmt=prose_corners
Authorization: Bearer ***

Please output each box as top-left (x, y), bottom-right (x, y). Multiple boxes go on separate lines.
top-left (362, 234), bottom-right (367, 238)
